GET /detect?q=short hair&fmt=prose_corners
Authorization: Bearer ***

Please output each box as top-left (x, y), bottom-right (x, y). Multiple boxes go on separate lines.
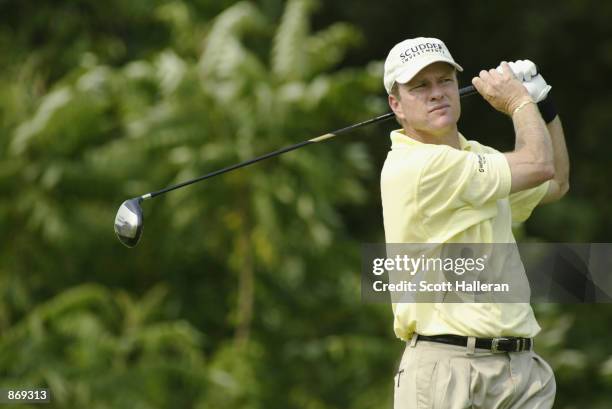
top-left (390, 82), bottom-right (400, 100)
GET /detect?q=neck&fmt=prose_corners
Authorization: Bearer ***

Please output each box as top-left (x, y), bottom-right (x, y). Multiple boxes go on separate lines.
top-left (403, 125), bottom-right (461, 150)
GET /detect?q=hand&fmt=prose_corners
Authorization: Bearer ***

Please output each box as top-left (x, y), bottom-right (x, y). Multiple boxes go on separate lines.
top-left (497, 59), bottom-right (537, 82)
top-left (497, 60), bottom-right (552, 102)
top-left (523, 74), bottom-right (552, 103)
top-left (472, 63), bottom-right (532, 116)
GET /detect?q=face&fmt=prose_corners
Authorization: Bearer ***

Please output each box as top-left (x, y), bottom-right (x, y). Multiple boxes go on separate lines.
top-left (388, 62), bottom-right (461, 138)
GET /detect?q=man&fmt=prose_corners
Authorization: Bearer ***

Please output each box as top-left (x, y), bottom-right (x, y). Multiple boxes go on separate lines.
top-left (380, 37), bottom-right (570, 408)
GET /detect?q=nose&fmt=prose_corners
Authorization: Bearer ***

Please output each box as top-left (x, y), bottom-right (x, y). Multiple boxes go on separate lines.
top-left (429, 83), bottom-right (445, 100)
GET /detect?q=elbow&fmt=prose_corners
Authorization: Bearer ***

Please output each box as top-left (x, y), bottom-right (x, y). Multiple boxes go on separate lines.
top-left (537, 163), bottom-right (556, 184)
top-left (521, 149), bottom-right (555, 184)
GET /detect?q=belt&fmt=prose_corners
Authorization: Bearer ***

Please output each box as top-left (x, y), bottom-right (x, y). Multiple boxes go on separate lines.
top-left (417, 334), bottom-right (532, 353)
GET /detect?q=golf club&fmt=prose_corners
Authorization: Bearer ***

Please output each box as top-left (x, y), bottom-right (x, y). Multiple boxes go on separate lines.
top-left (114, 84), bottom-right (478, 247)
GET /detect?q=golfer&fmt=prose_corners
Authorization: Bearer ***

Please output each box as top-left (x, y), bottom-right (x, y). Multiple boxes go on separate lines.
top-left (380, 37), bottom-right (569, 408)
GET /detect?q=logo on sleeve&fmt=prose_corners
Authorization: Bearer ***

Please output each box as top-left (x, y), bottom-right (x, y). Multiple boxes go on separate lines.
top-left (477, 154), bottom-right (486, 173)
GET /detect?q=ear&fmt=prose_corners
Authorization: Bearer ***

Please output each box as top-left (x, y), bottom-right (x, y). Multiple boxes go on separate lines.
top-left (388, 94), bottom-right (405, 120)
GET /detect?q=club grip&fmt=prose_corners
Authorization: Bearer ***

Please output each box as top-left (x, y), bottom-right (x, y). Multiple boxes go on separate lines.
top-left (459, 85), bottom-right (477, 97)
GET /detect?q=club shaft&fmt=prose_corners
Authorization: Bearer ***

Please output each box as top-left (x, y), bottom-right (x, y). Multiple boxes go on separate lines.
top-left (144, 85), bottom-right (477, 200)
top-left (145, 140), bottom-right (314, 199)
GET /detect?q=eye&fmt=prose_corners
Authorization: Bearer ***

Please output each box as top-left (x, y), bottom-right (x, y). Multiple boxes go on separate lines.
top-left (411, 83), bottom-right (425, 90)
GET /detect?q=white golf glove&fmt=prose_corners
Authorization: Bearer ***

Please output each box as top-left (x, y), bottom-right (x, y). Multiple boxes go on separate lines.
top-left (523, 74), bottom-right (551, 102)
top-left (497, 59), bottom-right (552, 102)
top-left (498, 59), bottom-right (537, 81)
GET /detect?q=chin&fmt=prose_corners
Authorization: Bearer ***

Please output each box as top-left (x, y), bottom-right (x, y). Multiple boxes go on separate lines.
top-left (431, 116), bottom-right (457, 131)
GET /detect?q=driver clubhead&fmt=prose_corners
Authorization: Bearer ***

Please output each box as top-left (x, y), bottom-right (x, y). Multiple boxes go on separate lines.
top-left (114, 198), bottom-right (144, 248)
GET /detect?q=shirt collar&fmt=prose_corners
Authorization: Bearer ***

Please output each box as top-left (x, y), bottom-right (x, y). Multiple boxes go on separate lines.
top-left (390, 128), bottom-right (471, 151)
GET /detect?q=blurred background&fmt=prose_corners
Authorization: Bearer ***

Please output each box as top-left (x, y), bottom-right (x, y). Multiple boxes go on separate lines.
top-left (1, 0), bottom-right (611, 407)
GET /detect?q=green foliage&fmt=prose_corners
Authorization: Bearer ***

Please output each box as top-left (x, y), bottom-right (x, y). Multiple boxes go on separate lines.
top-left (1, 1), bottom-right (393, 408)
top-left (0, 284), bottom-right (206, 408)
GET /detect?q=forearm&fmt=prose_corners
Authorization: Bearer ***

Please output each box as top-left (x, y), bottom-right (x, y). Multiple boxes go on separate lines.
top-left (511, 100), bottom-right (554, 169)
top-left (547, 116), bottom-right (569, 189)
top-left (512, 101), bottom-right (553, 163)
top-left (537, 115), bottom-right (570, 203)
top-left (503, 100), bottom-right (555, 193)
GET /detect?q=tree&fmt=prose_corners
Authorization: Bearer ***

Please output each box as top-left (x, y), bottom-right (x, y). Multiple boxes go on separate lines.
top-left (1, 1), bottom-right (396, 407)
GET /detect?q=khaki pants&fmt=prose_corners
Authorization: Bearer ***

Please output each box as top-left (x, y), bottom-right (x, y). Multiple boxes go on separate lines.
top-left (394, 334), bottom-right (556, 409)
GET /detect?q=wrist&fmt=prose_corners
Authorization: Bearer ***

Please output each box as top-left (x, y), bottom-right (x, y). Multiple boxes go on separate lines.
top-left (512, 99), bottom-right (536, 117)
top-left (537, 91), bottom-right (558, 123)
top-left (508, 95), bottom-right (534, 116)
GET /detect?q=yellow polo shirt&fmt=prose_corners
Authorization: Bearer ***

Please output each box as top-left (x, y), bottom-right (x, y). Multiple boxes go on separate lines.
top-left (380, 128), bottom-right (550, 341)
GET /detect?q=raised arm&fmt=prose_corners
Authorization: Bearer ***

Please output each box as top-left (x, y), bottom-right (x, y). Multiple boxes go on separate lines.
top-left (540, 116), bottom-right (570, 203)
top-left (472, 63), bottom-right (555, 193)
top-left (504, 61), bottom-right (570, 203)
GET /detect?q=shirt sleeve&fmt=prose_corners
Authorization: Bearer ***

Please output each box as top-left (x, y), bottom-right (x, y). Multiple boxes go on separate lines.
top-left (417, 146), bottom-right (512, 211)
top-left (475, 141), bottom-right (550, 223)
top-left (508, 180), bottom-right (550, 222)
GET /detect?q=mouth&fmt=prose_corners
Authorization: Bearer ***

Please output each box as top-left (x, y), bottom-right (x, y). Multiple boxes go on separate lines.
top-left (429, 104), bottom-right (450, 113)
